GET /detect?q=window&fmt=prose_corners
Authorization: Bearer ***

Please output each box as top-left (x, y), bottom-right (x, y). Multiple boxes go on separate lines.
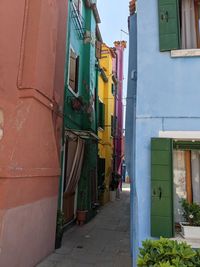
top-left (95, 40), bottom-right (102, 59)
top-left (73, 0), bottom-right (82, 15)
top-left (158, 0), bottom-right (200, 51)
top-left (98, 100), bottom-right (105, 130)
top-left (69, 48), bottom-right (79, 94)
top-left (111, 115), bottom-right (117, 137)
top-left (194, 0), bottom-right (200, 47)
top-left (111, 84), bottom-right (115, 95)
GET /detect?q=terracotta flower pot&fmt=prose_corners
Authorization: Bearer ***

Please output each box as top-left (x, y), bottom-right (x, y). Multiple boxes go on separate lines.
top-left (76, 210), bottom-right (88, 226)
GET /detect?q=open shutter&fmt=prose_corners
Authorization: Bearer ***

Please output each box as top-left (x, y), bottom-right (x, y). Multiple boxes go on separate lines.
top-left (158, 0), bottom-right (180, 51)
top-left (151, 138), bottom-right (174, 238)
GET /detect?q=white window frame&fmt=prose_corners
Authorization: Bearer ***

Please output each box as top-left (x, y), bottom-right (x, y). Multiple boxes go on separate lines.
top-left (68, 46), bottom-right (79, 97)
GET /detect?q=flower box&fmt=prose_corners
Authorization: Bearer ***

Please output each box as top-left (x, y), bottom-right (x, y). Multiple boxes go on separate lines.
top-left (180, 222), bottom-right (200, 239)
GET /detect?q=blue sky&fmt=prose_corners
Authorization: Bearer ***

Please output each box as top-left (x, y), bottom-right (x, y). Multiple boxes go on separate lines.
top-left (97, 0), bottom-right (130, 125)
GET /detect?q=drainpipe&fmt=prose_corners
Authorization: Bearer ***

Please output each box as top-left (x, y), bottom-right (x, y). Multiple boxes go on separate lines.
top-left (113, 50), bottom-right (118, 176)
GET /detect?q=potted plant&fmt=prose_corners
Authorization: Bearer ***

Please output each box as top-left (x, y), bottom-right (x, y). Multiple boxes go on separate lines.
top-left (180, 199), bottom-right (200, 239)
top-left (109, 173), bottom-right (121, 201)
top-left (76, 190), bottom-right (88, 225)
top-left (55, 210), bottom-right (65, 249)
top-left (137, 238), bottom-right (200, 267)
top-left (98, 182), bottom-right (106, 205)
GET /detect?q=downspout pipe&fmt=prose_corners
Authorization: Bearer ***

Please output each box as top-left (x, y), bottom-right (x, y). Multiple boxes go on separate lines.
top-left (125, 8), bottom-right (138, 267)
top-left (113, 50), bottom-right (118, 176)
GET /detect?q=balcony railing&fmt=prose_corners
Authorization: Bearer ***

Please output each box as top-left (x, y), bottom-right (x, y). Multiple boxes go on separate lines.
top-left (71, 3), bottom-right (85, 40)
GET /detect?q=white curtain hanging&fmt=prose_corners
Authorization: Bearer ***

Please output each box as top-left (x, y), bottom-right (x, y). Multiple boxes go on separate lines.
top-left (64, 136), bottom-right (85, 193)
top-left (191, 151), bottom-right (200, 205)
top-left (181, 0), bottom-right (197, 49)
top-left (173, 150), bottom-right (187, 223)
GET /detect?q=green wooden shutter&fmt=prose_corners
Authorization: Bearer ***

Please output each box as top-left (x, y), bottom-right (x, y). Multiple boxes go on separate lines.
top-left (158, 0), bottom-right (180, 51)
top-left (98, 157), bottom-right (106, 187)
top-left (151, 138), bottom-right (174, 238)
top-left (98, 101), bottom-right (105, 129)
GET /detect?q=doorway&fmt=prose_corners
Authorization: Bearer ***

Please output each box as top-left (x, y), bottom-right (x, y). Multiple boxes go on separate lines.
top-left (62, 132), bottom-right (85, 224)
top-left (151, 138), bottom-right (200, 238)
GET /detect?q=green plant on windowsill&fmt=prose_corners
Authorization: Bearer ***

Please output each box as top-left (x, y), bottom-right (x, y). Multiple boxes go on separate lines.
top-left (109, 173), bottom-right (121, 191)
top-left (137, 238), bottom-right (200, 267)
top-left (55, 209), bottom-right (65, 249)
top-left (181, 199), bottom-right (200, 226)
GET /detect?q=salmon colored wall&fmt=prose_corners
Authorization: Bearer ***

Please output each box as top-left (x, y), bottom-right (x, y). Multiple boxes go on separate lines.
top-left (0, 0), bottom-right (68, 266)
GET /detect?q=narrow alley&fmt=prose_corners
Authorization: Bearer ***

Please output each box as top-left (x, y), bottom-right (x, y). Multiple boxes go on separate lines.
top-left (37, 184), bottom-right (131, 267)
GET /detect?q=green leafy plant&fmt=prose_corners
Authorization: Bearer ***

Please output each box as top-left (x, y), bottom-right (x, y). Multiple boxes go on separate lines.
top-left (181, 199), bottom-right (200, 226)
top-left (56, 210), bottom-right (65, 238)
top-left (55, 209), bottom-right (65, 249)
top-left (110, 173), bottom-right (121, 191)
top-left (78, 189), bottom-right (87, 211)
top-left (137, 238), bottom-right (200, 267)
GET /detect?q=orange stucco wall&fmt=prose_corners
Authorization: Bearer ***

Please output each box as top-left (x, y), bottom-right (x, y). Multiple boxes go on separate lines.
top-left (0, 0), bottom-right (68, 266)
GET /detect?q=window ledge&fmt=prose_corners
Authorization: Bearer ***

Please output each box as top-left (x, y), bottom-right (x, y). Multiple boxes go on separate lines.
top-left (171, 49), bottom-right (200, 58)
top-left (98, 127), bottom-right (104, 132)
top-left (68, 85), bottom-right (79, 98)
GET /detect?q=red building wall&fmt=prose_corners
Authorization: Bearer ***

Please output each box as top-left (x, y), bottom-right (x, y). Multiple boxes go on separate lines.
top-left (0, 0), bottom-right (68, 266)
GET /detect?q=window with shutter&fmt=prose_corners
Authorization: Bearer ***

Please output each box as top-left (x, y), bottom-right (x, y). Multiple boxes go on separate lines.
top-left (151, 138), bottom-right (174, 238)
top-left (195, 0), bottom-right (200, 48)
top-left (69, 48), bottom-right (79, 94)
top-left (158, 0), bottom-right (180, 51)
top-left (158, 0), bottom-right (200, 52)
top-left (98, 100), bottom-right (105, 130)
top-left (111, 115), bottom-right (117, 137)
top-left (95, 40), bottom-right (102, 59)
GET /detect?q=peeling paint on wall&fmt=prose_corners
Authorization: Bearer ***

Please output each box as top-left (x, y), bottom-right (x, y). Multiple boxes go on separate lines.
top-left (0, 109), bottom-right (4, 140)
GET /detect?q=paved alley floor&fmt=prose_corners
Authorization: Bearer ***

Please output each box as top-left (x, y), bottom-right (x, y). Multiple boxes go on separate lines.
top-left (37, 184), bottom-right (131, 267)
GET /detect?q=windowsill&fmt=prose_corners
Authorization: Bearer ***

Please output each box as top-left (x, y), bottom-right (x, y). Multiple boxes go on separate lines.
top-left (98, 127), bottom-right (104, 132)
top-left (171, 49), bottom-right (200, 58)
top-left (68, 85), bottom-right (79, 97)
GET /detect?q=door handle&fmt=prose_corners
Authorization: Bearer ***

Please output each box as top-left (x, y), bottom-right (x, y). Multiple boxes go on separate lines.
top-left (158, 187), bottom-right (162, 200)
top-left (153, 189), bottom-right (156, 196)
top-left (161, 11), bottom-right (169, 22)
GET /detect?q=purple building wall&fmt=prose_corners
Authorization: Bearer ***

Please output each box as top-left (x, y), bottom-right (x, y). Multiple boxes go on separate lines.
top-left (113, 41), bottom-right (126, 176)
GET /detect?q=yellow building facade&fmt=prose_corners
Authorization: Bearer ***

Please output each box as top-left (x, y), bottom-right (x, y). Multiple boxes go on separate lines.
top-left (98, 44), bottom-right (115, 204)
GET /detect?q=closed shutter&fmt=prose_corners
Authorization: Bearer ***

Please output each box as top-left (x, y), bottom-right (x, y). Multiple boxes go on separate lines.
top-left (98, 157), bottom-right (106, 186)
top-left (99, 101), bottom-right (105, 129)
top-left (158, 0), bottom-right (180, 51)
top-left (96, 40), bottom-right (102, 59)
top-left (151, 138), bottom-right (174, 238)
top-left (69, 50), bottom-right (77, 91)
top-left (75, 56), bottom-right (79, 93)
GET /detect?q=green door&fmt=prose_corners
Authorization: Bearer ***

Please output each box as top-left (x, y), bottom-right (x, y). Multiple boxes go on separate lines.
top-left (151, 138), bottom-right (174, 238)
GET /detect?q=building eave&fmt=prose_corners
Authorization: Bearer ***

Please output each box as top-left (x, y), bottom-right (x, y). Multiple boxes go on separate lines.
top-left (96, 24), bottom-right (103, 43)
top-left (91, 3), bottom-right (101, 24)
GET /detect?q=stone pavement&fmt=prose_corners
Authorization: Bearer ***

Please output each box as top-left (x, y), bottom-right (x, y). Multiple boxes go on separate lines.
top-left (37, 184), bottom-right (132, 267)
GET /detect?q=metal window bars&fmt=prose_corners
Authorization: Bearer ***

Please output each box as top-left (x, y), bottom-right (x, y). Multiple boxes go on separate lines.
top-left (71, 2), bottom-right (85, 40)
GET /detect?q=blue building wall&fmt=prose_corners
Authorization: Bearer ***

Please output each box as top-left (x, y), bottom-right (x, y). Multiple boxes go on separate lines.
top-left (127, 0), bottom-right (200, 266)
top-left (125, 13), bottom-right (137, 267)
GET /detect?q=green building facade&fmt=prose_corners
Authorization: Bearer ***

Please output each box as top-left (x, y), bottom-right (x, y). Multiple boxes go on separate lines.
top-left (59, 0), bottom-right (101, 224)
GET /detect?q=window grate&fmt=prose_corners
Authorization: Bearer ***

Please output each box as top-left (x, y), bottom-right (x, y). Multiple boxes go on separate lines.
top-left (71, 3), bottom-right (85, 40)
